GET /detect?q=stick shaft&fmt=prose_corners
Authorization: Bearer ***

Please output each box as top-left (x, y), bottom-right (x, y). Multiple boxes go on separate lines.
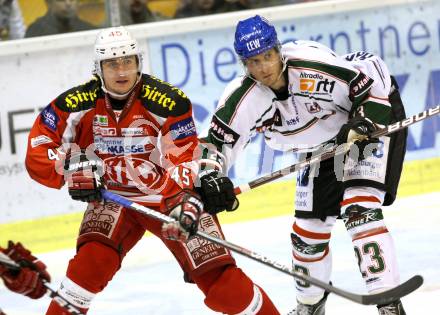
top-left (101, 190), bottom-right (423, 305)
top-left (235, 105), bottom-right (440, 194)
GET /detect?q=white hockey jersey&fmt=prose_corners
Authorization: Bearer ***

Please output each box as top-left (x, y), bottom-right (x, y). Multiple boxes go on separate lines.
top-left (203, 40), bottom-right (393, 170)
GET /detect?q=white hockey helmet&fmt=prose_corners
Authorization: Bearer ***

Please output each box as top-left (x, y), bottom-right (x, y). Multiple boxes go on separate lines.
top-left (93, 26), bottom-right (143, 97)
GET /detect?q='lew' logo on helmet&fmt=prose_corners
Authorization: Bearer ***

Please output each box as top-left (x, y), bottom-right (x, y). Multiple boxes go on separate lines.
top-left (246, 39), bottom-right (261, 52)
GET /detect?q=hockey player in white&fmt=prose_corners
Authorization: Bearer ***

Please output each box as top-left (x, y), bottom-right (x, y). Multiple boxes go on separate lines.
top-left (202, 15), bottom-right (408, 315)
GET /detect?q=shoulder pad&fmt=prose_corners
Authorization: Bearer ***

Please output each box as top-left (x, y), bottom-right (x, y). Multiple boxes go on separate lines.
top-left (54, 77), bottom-right (102, 112)
top-left (217, 77), bottom-right (256, 124)
top-left (139, 74), bottom-right (190, 117)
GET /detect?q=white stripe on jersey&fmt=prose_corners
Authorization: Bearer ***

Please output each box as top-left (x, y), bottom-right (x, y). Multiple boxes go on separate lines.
top-left (62, 109), bottom-right (94, 144)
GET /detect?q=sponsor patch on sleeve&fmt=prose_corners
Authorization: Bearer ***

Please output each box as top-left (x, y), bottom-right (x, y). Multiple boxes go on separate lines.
top-left (209, 115), bottom-right (240, 146)
top-left (31, 135), bottom-right (53, 148)
top-left (170, 117), bottom-right (197, 140)
top-left (349, 72), bottom-right (374, 101)
top-left (40, 105), bottom-right (59, 131)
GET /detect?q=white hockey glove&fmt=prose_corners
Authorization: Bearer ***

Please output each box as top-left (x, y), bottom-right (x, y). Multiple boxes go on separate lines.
top-left (161, 190), bottom-right (203, 242)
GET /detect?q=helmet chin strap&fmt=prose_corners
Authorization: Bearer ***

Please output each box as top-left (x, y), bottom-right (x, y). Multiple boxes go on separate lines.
top-left (278, 52), bottom-right (288, 80)
top-left (100, 73), bottom-right (142, 100)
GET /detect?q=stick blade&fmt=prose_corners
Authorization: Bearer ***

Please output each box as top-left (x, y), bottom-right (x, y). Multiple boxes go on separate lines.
top-left (360, 275), bottom-right (424, 305)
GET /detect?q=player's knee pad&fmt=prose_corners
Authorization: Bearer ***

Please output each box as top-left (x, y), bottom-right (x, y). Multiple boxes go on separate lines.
top-left (66, 241), bottom-right (120, 294)
top-left (342, 204), bottom-right (387, 239)
top-left (291, 218), bottom-right (335, 303)
top-left (52, 242), bottom-right (120, 313)
top-left (341, 187), bottom-right (387, 238)
top-left (197, 265), bottom-right (264, 314)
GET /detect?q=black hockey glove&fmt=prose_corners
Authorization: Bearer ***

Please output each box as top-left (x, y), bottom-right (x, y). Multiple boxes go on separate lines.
top-left (197, 172), bottom-right (239, 215)
top-left (336, 116), bottom-right (380, 160)
top-left (63, 149), bottom-right (104, 202)
top-left (162, 190), bottom-right (203, 242)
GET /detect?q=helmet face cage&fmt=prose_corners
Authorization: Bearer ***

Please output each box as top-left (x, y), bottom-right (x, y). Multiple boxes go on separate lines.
top-left (233, 15), bottom-right (280, 61)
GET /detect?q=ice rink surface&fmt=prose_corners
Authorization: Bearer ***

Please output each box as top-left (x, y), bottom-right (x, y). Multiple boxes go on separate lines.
top-left (1, 192), bottom-right (439, 315)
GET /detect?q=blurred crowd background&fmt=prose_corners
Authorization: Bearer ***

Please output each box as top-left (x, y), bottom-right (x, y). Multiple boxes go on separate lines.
top-left (0, 0), bottom-right (325, 40)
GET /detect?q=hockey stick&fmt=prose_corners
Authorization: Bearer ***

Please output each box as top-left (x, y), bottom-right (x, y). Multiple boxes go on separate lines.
top-left (234, 105), bottom-right (440, 194)
top-left (0, 252), bottom-right (84, 315)
top-left (101, 189), bottom-right (423, 306)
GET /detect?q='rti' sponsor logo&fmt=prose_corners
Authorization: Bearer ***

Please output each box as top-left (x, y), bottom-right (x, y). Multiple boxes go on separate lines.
top-left (300, 78), bottom-right (335, 94)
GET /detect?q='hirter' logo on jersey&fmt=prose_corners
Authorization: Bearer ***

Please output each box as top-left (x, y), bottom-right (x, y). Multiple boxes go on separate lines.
top-left (65, 88), bottom-right (99, 109)
top-left (141, 84), bottom-right (177, 111)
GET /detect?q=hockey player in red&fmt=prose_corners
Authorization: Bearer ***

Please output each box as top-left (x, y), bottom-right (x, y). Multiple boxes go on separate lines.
top-left (25, 26), bottom-right (279, 315)
top-left (0, 241), bottom-right (51, 315)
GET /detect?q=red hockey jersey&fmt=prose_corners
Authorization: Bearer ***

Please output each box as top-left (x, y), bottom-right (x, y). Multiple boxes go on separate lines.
top-left (26, 75), bottom-right (200, 202)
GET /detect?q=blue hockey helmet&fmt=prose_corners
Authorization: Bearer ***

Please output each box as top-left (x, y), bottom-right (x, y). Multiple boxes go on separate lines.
top-left (234, 15), bottom-right (279, 60)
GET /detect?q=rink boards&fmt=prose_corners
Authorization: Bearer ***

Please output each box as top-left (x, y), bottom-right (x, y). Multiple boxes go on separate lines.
top-left (0, 156), bottom-right (438, 254)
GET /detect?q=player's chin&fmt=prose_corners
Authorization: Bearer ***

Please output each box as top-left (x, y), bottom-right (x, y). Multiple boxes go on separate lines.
top-left (260, 78), bottom-right (273, 87)
top-left (111, 83), bottom-right (132, 94)
top-left (259, 75), bottom-right (272, 85)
